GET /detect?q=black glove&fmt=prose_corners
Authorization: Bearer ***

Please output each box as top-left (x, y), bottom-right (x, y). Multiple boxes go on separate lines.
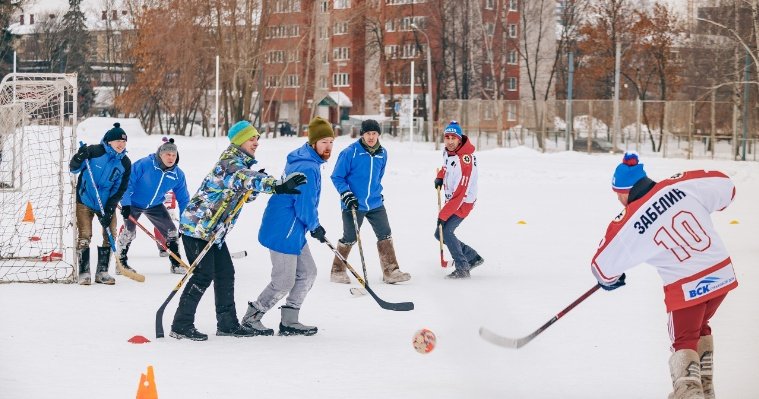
top-left (434, 178), bottom-right (443, 189)
top-left (599, 273), bottom-right (626, 291)
top-left (72, 145), bottom-right (94, 164)
top-left (310, 225), bottom-right (327, 243)
top-left (257, 168), bottom-right (266, 174)
top-left (340, 191), bottom-right (358, 210)
top-left (98, 211), bottom-right (113, 227)
top-left (121, 205), bottom-right (131, 220)
top-left (273, 172), bottom-right (307, 194)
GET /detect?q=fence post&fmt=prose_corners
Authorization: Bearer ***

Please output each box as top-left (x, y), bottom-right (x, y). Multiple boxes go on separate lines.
top-left (662, 101), bottom-right (668, 158)
top-left (636, 98), bottom-right (642, 152)
top-left (688, 101), bottom-right (694, 160)
top-left (732, 103), bottom-right (738, 159)
top-left (710, 91), bottom-right (716, 159)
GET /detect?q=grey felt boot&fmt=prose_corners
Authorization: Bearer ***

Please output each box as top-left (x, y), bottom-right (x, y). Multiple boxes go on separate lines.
top-left (240, 303), bottom-right (274, 336)
top-left (278, 306), bottom-right (317, 336)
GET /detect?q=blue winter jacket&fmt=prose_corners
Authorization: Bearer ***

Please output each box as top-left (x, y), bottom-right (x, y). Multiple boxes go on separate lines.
top-left (120, 153), bottom-right (191, 215)
top-left (259, 143), bottom-right (325, 255)
top-left (331, 139), bottom-right (386, 211)
top-left (69, 140), bottom-right (131, 213)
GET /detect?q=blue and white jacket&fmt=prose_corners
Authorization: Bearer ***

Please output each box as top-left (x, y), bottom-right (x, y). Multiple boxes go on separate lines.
top-left (120, 153), bottom-right (191, 215)
top-left (259, 143), bottom-right (325, 255)
top-left (330, 139), bottom-right (386, 211)
top-left (69, 141), bottom-right (131, 213)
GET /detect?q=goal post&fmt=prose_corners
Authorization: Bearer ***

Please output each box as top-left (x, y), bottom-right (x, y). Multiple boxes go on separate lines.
top-left (0, 73), bottom-right (78, 283)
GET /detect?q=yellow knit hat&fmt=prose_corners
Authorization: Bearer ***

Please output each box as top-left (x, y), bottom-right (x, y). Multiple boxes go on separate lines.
top-left (308, 117), bottom-right (335, 145)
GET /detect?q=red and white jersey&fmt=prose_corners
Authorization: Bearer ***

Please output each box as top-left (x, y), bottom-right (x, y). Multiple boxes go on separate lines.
top-left (592, 170), bottom-right (737, 312)
top-left (437, 136), bottom-right (478, 221)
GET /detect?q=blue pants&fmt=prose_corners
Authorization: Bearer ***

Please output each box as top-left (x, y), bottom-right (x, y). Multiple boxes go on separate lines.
top-left (339, 206), bottom-right (392, 245)
top-left (433, 215), bottom-right (480, 271)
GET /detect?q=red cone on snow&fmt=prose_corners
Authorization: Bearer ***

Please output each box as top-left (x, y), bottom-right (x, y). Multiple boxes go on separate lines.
top-left (128, 335), bottom-right (151, 344)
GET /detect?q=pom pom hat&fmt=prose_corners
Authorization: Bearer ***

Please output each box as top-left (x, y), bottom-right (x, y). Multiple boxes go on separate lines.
top-left (228, 120), bottom-right (260, 146)
top-left (103, 122), bottom-right (127, 143)
top-left (444, 120), bottom-right (462, 138)
top-left (612, 151), bottom-right (647, 193)
top-left (157, 137), bottom-right (177, 154)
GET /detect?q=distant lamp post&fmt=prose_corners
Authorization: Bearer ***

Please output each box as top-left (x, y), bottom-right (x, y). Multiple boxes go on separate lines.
top-left (410, 23), bottom-right (434, 148)
top-left (335, 61), bottom-right (347, 129)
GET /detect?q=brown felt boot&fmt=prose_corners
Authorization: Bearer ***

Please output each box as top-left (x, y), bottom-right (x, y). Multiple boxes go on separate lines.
top-left (668, 349), bottom-right (705, 399)
top-left (377, 238), bottom-right (410, 284)
top-left (697, 336), bottom-right (715, 399)
top-left (330, 241), bottom-right (352, 284)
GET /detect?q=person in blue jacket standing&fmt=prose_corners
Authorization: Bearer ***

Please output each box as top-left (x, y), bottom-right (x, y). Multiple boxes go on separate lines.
top-left (242, 116), bottom-right (335, 337)
top-left (69, 122), bottom-right (131, 285)
top-left (117, 137), bottom-right (191, 275)
top-left (329, 119), bottom-right (410, 284)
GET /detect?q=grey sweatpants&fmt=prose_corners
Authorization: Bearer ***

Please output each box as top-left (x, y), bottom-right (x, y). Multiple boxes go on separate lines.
top-left (251, 244), bottom-right (317, 312)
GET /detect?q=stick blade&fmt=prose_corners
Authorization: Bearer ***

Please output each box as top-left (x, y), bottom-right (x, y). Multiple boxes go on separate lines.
top-left (349, 287), bottom-right (367, 296)
top-left (478, 327), bottom-right (526, 349)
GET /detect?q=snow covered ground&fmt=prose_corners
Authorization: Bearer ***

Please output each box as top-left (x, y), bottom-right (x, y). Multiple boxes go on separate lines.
top-left (1, 119), bottom-right (757, 398)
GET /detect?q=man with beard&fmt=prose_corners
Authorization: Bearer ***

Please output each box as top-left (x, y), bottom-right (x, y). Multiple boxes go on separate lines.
top-left (242, 117), bottom-right (335, 336)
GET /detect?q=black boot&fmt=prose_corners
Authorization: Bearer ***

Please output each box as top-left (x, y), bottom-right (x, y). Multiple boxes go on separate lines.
top-left (95, 246), bottom-right (115, 285)
top-left (445, 268), bottom-right (470, 279)
top-left (115, 242), bottom-right (139, 275)
top-left (169, 327), bottom-right (208, 341)
top-left (278, 306), bottom-right (317, 336)
top-left (469, 255), bottom-right (484, 270)
top-left (171, 282), bottom-right (207, 340)
top-left (216, 311), bottom-right (257, 337)
top-left (167, 240), bottom-right (184, 274)
top-left (77, 247), bottom-right (91, 285)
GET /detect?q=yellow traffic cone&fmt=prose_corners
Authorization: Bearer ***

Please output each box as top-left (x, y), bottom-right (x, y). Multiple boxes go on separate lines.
top-left (136, 365), bottom-right (158, 399)
top-left (729, 220), bottom-right (739, 224)
top-left (22, 202), bottom-right (35, 223)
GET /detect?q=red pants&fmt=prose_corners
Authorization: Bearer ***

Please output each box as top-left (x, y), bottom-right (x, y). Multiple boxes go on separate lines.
top-left (668, 294), bottom-right (727, 351)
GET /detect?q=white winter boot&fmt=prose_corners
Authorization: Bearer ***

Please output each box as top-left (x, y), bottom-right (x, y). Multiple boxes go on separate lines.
top-left (668, 349), bottom-right (705, 399)
top-left (697, 336), bottom-right (715, 399)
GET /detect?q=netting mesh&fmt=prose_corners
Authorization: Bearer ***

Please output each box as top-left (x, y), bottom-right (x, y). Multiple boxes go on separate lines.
top-left (0, 74), bottom-right (77, 283)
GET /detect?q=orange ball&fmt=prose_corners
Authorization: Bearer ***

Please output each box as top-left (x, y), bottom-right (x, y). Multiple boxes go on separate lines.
top-left (412, 328), bottom-right (436, 354)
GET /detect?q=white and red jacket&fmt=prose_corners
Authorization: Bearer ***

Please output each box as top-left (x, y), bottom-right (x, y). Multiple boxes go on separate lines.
top-left (437, 136), bottom-right (478, 221)
top-left (592, 170), bottom-right (738, 312)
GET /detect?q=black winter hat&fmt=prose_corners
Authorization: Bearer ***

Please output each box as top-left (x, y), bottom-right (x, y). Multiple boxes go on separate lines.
top-left (360, 119), bottom-right (381, 135)
top-left (103, 122), bottom-right (127, 143)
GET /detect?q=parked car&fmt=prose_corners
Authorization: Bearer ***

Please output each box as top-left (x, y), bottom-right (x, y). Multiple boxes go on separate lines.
top-left (573, 138), bottom-right (624, 154)
top-left (277, 121), bottom-right (296, 137)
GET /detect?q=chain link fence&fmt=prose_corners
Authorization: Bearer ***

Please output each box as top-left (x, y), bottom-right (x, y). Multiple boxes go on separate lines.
top-left (431, 99), bottom-right (758, 161)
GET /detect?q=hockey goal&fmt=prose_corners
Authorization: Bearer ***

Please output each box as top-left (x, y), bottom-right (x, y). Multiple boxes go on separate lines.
top-left (0, 73), bottom-right (78, 283)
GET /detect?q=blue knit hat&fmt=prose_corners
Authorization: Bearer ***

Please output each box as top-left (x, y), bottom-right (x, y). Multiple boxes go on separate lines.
top-left (612, 152), bottom-right (647, 193)
top-left (444, 120), bottom-right (462, 138)
top-left (228, 120), bottom-right (259, 146)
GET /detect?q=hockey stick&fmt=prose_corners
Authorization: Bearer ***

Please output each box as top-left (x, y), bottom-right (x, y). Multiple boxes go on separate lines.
top-left (436, 186), bottom-right (448, 268)
top-left (155, 190), bottom-right (253, 338)
top-left (348, 209), bottom-right (369, 296)
top-left (325, 238), bottom-right (413, 312)
top-left (81, 144), bottom-right (144, 282)
top-left (119, 205), bottom-right (189, 270)
top-left (479, 284), bottom-right (602, 349)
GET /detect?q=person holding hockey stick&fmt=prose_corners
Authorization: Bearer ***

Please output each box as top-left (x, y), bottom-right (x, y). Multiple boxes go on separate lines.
top-left (241, 117), bottom-right (335, 337)
top-left (433, 120), bottom-right (483, 279)
top-left (592, 152), bottom-right (738, 399)
top-left (69, 122), bottom-right (131, 285)
top-left (169, 121), bottom-right (307, 341)
top-left (329, 119), bottom-right (410, 285)
top-left (117, 137), bottom-right (190, 276)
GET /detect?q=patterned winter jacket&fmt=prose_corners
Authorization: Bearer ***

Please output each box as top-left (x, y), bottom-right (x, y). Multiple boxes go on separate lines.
top-left (69, 141), bottom-right (131, 214)
top-left (179, 144), bottom-right (276, 243)
top-left (120, 153), bottom-right (191, 215)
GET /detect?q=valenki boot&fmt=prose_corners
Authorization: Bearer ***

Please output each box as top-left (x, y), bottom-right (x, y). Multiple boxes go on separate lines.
top-left (377, 238), bottom-right (410, 284)
top-left (668, 349), bottom-right (705, 399)
top-left (278, 306), bottom-right (317, 336)
top-left (329, 241), bottom-right (352, 284)
top-left (697, 336), bottom-right (715, 399)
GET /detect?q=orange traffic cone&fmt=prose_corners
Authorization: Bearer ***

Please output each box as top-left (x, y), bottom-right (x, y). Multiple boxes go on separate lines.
top-left (22, 202), bottom-right (35, 223)
top-left (136, 365), bottom-right (158, 399)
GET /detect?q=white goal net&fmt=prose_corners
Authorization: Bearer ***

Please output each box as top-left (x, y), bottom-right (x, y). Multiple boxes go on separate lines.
top-left (0, 73), bottom-right (77, 283)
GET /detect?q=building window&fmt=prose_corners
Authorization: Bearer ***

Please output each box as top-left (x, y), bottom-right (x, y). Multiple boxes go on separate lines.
top-left (385, 19), bottom-right (395, 32)
top-left (267, 50), bottom-right (286, 64)
top-left (273, 0), bottom-right (301, 13)
top-left (508, 24), bottom-right (517, 38)
top-left (334, 21), bottom-right (348, 35)
top-left (483, 104), bottom-right (494, 120)
top-left (509, 0), bottom-right (517, 11)
top-left (319, 76), bottom-right (328, 89)
top-left (484, 75), bottom-right (495, 90)
top-left (266, 76), bottom-right (281, 88)
top-left (288, 49), bottom-right (301, 63)
top-left (386, 0), bottom-right (427, 4)
top-left (318, 25), bottom-right (328, 39)
top-left (484, 22), bottom-right (495, 36)
top-left (321, 50), bottom-right (329, 64)
top-left (398, 16), bottom-right (425, 31)
top-left (507, 77), bottom-right (517, 91)
top-left (507, 102), bottom-right (517, 121)
top-left (319, 0), bottom-right (328, 12)
top-left (384, 45), bottom-right (399, 59)
top-left (401, 43), bottom-right (419, 59)
top-left (29, 14), bottom-right (34, 24)
top-left (333, 73), bottom-right (350, 87)
top-left (284, 74), bottom-right (299, 87)
top-left (485, 0), bottom-right (495, 10)
top-left (19, 14), bottom-right (24, 25)
top-left (333, 47), bottom-right (350, 61)
top-left (507, 50), bottom-right (517, 64)
top-left (102, 11), bottom-right (107, 20)
top-left (334, 0), bottom-right (351, 9)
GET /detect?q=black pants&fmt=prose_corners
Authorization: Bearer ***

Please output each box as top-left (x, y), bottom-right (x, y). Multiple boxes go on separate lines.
top-left (171, 235), bottom-right (238, 332)
top-left (339, 205), bottom-right (392, 245)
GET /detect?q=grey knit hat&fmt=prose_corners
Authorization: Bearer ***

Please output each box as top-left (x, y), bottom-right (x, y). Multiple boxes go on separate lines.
top-left (157, 137), bottom-right (177, 155)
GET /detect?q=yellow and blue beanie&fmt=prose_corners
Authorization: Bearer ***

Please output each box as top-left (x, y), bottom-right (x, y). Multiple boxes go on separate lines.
top-left (612, 152), bottom-right (647, 193)
top-left (228, 120), bottom-right (260, 146)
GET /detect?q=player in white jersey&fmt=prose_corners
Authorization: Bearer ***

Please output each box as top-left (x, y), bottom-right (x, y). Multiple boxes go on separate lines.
top-left (591, 152), bottom-right (737, 399)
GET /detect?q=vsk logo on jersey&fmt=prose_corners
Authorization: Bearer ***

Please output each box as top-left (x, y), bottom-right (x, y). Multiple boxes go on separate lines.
top-left (462, 154), bottom-right (472, 164)
top-left (682, 266), bottom-right (736, 300)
